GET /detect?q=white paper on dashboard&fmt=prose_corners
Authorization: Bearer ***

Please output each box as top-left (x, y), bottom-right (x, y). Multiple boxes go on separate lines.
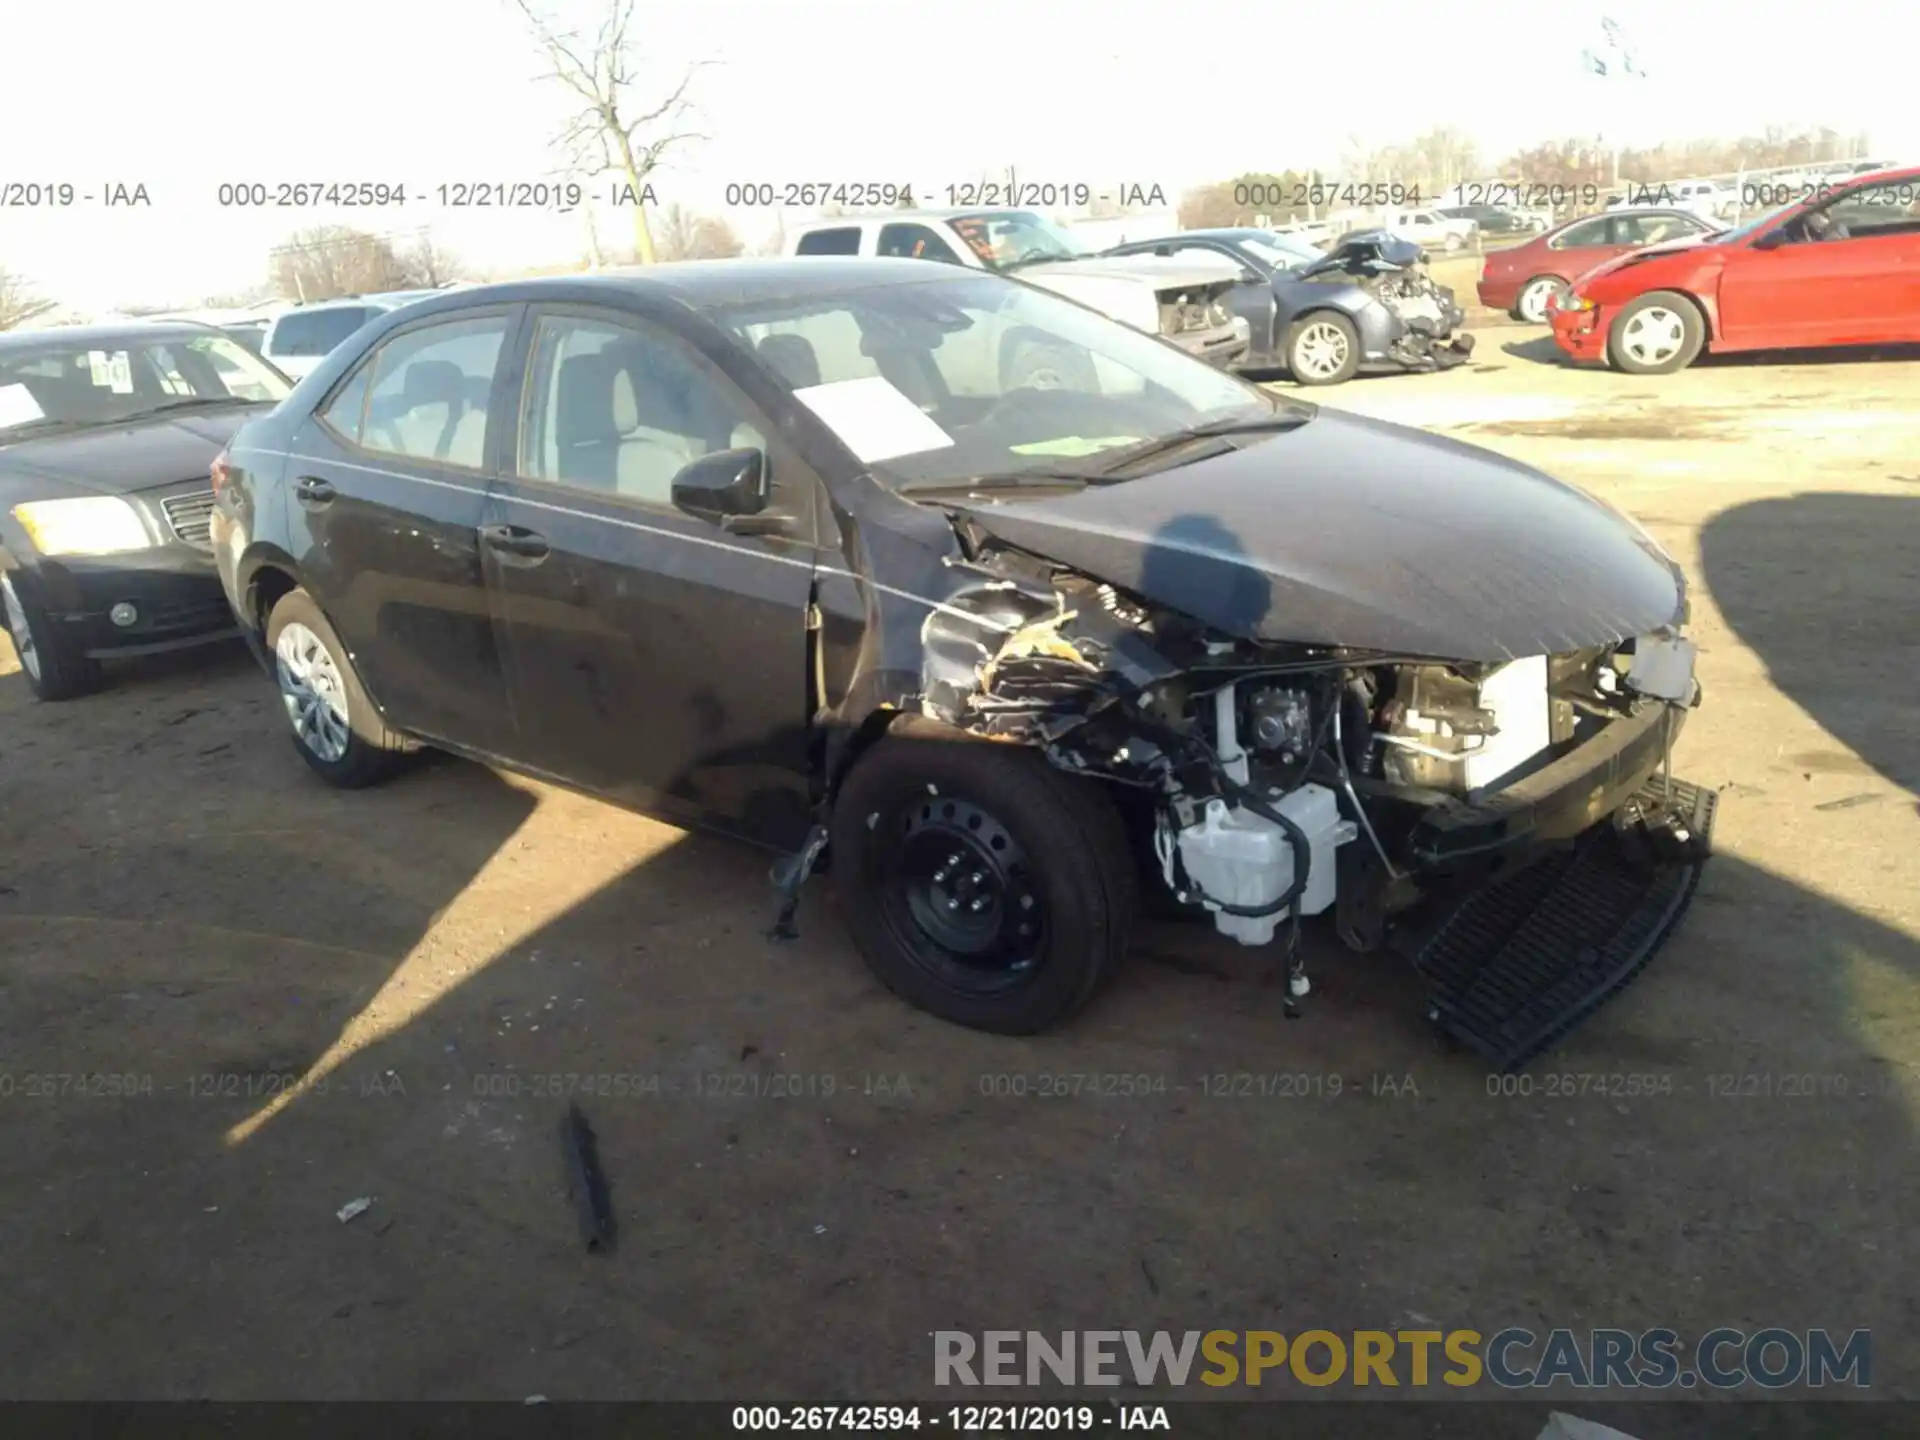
top-left (0, 384), bottom-right (46, 426)
top-left (792, 377), bottom-right (956, 463)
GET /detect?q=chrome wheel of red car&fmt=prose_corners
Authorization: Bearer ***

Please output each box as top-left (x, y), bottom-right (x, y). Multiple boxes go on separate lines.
top-left (1517, 277), bottom-right (1566, 324)
top-left (1607, 291), bottom-right (1707, 375)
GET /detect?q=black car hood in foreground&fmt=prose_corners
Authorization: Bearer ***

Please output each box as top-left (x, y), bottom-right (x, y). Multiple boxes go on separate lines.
top-left (0, 407), bottom-right (263, 496)
top-left (956, 409), bottom-right (1685, 663)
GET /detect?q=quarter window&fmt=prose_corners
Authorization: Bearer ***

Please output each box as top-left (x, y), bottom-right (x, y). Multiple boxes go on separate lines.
top-left (347, 315), bottom-right (508, 468)
top-left (519, 313), bottom-right (767, 505)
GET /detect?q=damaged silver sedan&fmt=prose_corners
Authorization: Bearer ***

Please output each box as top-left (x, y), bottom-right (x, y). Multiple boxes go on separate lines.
top-left (214, 259), bottom-right (1712, 1071)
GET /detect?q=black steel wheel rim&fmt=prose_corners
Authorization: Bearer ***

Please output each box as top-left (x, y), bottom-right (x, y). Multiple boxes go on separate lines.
top-left (873, 791), bottom-right (1048, 996)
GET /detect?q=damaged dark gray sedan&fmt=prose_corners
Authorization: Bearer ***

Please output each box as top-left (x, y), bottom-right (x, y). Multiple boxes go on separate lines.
top-left (212, 259), bottom-right (1713, 1069)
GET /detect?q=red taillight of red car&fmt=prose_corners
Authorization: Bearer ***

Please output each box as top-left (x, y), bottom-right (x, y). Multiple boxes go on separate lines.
top-left (210, 448), bottom-right (232, 498)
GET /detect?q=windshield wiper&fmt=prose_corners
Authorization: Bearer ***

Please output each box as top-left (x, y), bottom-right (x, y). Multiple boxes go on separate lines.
top-left (899, 469), bottom-right (1097, 500)
top-left (999, 248), bottom-right (1077, 273)
top-left (1084, 409), bottom-right (1313, 476)
top-left (118, 396), bottom-right (254, 419)
top-left (0, 417), bottom-right (91, 441)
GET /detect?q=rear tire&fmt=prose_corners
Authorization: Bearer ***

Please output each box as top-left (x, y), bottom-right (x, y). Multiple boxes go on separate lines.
top-left (1513, 275), bottom-right (1567, 324)
top-left (829, 728), bottom-right (1136, 1034)
top-left (1607, 291), bottom-right (1706, 375)
top-left (1286, 311), bottom-right (1361, 386)
top-left (264, 587), bottom-right (410, 788)
top-left (1, 570), bottom-right (101, 702)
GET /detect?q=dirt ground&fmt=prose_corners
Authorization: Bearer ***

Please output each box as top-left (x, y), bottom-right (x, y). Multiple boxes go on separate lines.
top-left (2, 322), bottom-right (1916, 1429)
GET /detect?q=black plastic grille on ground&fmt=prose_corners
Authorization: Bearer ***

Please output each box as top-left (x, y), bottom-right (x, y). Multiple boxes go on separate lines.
top-left (1412, 776), bottom-right (1717, 1072)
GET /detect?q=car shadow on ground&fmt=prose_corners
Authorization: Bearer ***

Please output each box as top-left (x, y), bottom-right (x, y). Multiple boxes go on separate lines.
top-left (1500, 334), bottom-right (1569, 366)
top-left (4, 513), bottom-right (1918, 1415)
top-left (1700, 492), bottom-right (1920, 796)
top-left (1500, 332), bottom-right (1920, 373)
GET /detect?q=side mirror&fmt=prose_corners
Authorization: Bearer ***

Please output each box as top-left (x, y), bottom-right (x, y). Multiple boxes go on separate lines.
top-left (1751, 227), bottom-right (1790, 251)
top-left (1154, 244), bottom-right (1175, 256)
top-left (671, 447), bottom-right (769, 526)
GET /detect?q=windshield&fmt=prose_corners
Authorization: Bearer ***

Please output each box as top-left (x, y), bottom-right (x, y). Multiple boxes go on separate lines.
top-left (0, 332), bottom-right (290, 436)
top-left (1713, 201), bottom-right (1801, 245)
top-left (1235, 231), bottom-right (1324, 269)
top-left (714, 273), bottom-right (1301, 489)
top-left (945, 210), bottom-right (1090, 271)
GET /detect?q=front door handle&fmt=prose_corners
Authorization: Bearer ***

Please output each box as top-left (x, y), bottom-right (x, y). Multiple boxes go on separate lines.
top-left (480, 523), bottom-right (550, 563)
top-left (294, 475), bottom-right (336, 506)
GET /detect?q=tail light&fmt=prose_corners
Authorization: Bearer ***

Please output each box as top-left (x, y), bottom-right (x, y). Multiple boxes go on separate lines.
top-left (210, 448), bottom-right (232, 498)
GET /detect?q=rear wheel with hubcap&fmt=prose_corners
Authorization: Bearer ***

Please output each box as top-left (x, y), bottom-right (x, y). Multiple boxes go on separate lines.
top-left (1607, 290), bottom-right (1706, 375)
top-left (265, 587), bottom-right (411, 787)
top-left (1514, 275), bottom-right (1567, 323)
top-left (1, 570), bottom-right (100, 701)
top-left (1286, 312), bottom-right (1361, 386)
top-left (829, 729), bottom-right (1136, 1035)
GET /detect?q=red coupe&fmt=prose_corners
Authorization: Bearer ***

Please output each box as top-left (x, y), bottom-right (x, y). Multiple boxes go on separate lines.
top-left (1477, 208), bottom-right (1718, 322)
top-left (1549, 166), bottom-right (1920, 374)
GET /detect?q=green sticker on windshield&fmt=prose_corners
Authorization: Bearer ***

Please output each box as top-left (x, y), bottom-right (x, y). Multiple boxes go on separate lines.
top-left (1010, 435), bottom-right (1142, 457)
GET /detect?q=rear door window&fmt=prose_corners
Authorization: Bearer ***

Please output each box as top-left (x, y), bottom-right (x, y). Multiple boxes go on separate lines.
top-left (877, 223), bottom-right (963, 263)
top-left (1551, 218), bottom-right (1612, 249)
top-left (333, 315), bottom-right (510, 469)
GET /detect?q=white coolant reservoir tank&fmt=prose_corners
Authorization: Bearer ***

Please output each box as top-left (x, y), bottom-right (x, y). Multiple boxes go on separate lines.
top-left (1176, 784), bottom-right (1358, 947)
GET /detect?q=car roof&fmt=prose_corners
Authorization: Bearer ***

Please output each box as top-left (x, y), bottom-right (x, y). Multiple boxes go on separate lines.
top-left (361, 258), bottom-right (984, 313)
top-left (797, 208), bottom-right (1037, 227)
top-left (1558, 207), bottom-right (1701, 226)
top-left (0, 321), bottom-right (214, 353)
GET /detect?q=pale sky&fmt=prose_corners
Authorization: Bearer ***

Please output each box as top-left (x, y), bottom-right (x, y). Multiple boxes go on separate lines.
top-left (2, 0), bottom-right (1913, 314)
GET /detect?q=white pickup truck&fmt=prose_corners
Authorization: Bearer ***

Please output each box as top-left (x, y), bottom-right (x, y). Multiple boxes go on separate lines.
top-left (786, 209), bottom-right (1252, 372)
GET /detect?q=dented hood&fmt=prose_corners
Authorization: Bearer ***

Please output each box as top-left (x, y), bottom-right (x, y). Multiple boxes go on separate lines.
top-left (954, 409), bottom-right (1685, 663)
top-left (1296, 229), bottom-right (1424, 279)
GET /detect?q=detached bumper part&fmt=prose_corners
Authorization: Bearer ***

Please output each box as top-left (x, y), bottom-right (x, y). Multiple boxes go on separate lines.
top-left (1411, 774), bottom-right (1716, 1072)
top-left (1387, 328), bottom-right (1475, 372)
top-left (1409, 695), bottom-right (1688, 869)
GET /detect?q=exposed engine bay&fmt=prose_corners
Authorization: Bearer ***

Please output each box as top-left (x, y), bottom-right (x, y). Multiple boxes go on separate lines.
top-left (913, 539), bottom-right (1703, 1005)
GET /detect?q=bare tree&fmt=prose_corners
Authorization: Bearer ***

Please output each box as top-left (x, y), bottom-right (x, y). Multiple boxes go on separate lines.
top-left (269, 227), bottom-right (414, 301)
top-left (654, 205), bottom-right (744, 261)
top-left (755, 212), bottom-right (788, 257)
top-left (0, 266), bottom-right (57, 331)
top-left (398, 234), bottom-right (463, 288)
top-left (511, 0), bottom-right (708, 264)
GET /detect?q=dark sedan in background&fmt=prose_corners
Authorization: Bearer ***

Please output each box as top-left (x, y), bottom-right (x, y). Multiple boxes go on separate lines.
top-left (0, 323), bottom-right (292, 699)
top-left (1105, 227), bottom-right (1473, 384)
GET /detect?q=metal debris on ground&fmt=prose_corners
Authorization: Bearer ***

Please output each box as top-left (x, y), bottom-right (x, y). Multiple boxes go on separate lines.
top-left (561, 1103), bottom-right (616, 1252)
top-left (335, 1196), bottom-right (374, 1224)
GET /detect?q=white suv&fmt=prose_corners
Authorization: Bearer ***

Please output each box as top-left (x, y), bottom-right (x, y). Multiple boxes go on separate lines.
top-left (260, 290), bottom-right (445, 381)
top-left (786, 210), bottom-right (1251, 369)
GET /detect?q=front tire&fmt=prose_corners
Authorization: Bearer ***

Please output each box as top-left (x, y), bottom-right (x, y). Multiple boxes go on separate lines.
top-left (829, 728), bottom-right (1136, 1035)
top-left (1286, 311), bottom-right (1361, 386)
top-left (1, 570), bottom-right (101, 702)
top-left (264, 587), bottom-right (410, 788)
top-left (1607, 291), bottom-right (1706, 375)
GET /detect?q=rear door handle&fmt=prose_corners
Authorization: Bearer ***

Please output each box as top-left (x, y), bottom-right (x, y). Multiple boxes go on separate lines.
top-left (294, 475), bottom-right (336, 506)
top-left (479, 523), bottom-right (550, 563)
